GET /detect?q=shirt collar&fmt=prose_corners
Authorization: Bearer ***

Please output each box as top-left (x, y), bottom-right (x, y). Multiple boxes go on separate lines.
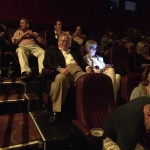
top-left (59, 47), bottom-right (70, 53)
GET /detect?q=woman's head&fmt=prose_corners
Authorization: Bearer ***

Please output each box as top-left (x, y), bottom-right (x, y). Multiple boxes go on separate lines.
top-left (141, 67), bottom-right (150, 86)
top-left (85, 40), bottom-right (97, 57)
top-left (136, 40), bottom-right (149, 55)
top-left (75, 26), bottom-right (82, 34)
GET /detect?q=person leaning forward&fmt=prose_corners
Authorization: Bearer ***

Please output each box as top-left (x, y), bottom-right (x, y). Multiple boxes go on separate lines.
top-left (43, 33), bottom-right (93, 124)
top-left (100, 96), bottom-right (150, 150)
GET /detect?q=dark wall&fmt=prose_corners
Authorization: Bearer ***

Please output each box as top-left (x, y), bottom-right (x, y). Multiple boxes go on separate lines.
top-left (0, 0), bottom-right (150, 39)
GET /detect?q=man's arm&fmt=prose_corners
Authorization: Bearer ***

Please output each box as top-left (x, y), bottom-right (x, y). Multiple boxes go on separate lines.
top-left (12, 30), bottom-right (25, 45)
top-left (33, 32), bottom-right (45, 48)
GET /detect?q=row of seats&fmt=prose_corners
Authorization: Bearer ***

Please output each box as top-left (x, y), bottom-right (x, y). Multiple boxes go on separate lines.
top-left (1, 26), bottom-right (147, 149)
top-left (70, 72), bottom-right (150, 150)
top-left (69, 44), bottom-right (145, 149)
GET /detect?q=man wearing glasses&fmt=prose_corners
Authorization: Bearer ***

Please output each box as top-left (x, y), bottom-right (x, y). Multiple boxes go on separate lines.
top-left (43, 33), bottom-right (93, 124)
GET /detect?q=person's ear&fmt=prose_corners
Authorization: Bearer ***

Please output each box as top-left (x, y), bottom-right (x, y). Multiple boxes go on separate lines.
top-left (144, 105), bottom-right (150, 118)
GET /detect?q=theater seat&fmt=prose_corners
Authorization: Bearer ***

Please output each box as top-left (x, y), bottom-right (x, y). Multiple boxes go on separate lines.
top-left (120, 72), bottom-right (142, 103)
top-left (71, 73), bottom-right (116, 150)
top-left (108, 44), bottom-right (132, 76)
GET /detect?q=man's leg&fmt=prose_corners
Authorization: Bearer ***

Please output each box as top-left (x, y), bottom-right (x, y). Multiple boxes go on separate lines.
top-left (30, 45), bottom-right (45, 73)
top-left (16, 46), bottom-right (31, 73)
top-left (66, 64), bottom-right (86, 82)
top-left (50, 73), bottom-right (73, 112)
top-left (115, 74), bottom-right (121, 91)
top-left (104, 68), bottom-right (118, 100)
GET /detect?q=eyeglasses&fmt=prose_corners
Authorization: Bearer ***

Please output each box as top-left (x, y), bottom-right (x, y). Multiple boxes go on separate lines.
top-left (60, 40), bottom-right (69, 43)
top-left (90, 46), bottom-right (97, 51)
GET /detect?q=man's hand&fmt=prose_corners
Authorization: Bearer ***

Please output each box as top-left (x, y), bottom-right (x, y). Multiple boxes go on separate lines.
top-left (25, 30), bottom-right (33, 37)
top-left (59, 68), bottom-right (70, 75)
top-left (103, 65), bottom-right (113, 71)
top-left (86, 67), bottom-right (93, 73)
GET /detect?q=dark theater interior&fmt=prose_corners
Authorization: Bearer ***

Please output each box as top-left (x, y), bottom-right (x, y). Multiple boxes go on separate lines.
top-left (1, 0), bottom-right (150, 149)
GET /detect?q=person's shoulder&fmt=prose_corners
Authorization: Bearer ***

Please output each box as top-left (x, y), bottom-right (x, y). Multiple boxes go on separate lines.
top-left (14, 29), bottom-right (22, 33)
top-left (83, 54), bottom-right (88, 59)
top-left (129, 96), bottom-right (150, 105)
top-left (131, 86), bottom-right (139, 95)
top-left (45, 29), bottom-right (55, 35)
top-left (95, 55), bottom-right (103, 59)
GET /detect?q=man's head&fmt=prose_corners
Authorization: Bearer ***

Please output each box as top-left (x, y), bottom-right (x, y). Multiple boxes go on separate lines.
top-left (19, 18), bottom-right (29, 31)
top-left (58, 33), bottom-right (71, 51)
top-left (54, 20), bottom-right (62, 32)
top-left (144, 104), bottom-right (150, 131)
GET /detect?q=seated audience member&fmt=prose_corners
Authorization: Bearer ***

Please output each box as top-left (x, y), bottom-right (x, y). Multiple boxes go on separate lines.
top-left (72, 25), bottom-right (86, 46)
top-left (0, 23), bottom-right (12, 50)
top-left (121, 37), bottom-right (136, 71)
top-left (11, 18), bottom-right (45, 79)
top-left (121, 37), bottom-right (135, 54)
top-left (99, 26), bottom-right (117, 63)
top-left (83, 40), bottom-right (121, 100)
top-left (126, 27), bottom-right (141, 45)
top-left (0, 24), bottom-right (13, 78)
top-left (135, 40), bottom-right (150, 72)
top-left (43, 33), bottom-right (93, 124)
top-left (130, 67), bottom-right (150, 100)
top-left (46, 20), bottom-right (69, 48)
top-left (100, 96), bottom-right (150, 150)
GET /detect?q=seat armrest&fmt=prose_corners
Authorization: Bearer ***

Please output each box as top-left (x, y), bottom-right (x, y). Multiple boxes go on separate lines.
top-left (72, 119), bottom-right (104, 150)
top-left (72, 119), bottom-right (91, 136)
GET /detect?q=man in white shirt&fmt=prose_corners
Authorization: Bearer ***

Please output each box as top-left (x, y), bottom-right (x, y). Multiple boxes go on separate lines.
top-left (43, 33), bottom-right (93, 124)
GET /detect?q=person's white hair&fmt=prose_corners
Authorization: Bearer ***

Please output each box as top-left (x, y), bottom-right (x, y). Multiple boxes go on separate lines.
top-left (85, 40), bottom-right (97, 52)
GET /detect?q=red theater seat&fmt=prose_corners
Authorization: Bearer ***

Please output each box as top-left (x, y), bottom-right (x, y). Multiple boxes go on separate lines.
top-left (71, 73), bottom-right (116, 150)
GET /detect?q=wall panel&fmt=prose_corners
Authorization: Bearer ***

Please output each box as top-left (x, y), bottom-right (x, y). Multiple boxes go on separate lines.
top-left (0, 0), bottom-right (150, 37)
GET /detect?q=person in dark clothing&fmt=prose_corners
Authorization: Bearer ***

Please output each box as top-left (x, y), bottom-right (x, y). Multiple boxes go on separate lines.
top-left (134, 40), bottom-right (150, 72)
top-left (45, 20), bottom-right (69, 48)
top-left (0, 24), bottom-right (12, 78)
top-left (100, 96), bottom-right (150, 150)
top-left (43, 33), bottom-right (93, 124)
top-left (0, 24), bottom-right (12, 50)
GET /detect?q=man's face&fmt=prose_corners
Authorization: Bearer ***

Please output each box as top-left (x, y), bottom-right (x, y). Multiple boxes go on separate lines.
top-left (144, 104), bottom-right (150, 131)
top-left (54, 21), bottom-right (62, 31)
top-left (20, 20), bottom-right (29, 30)
top-left (58, 35), bottom-right (71, 51)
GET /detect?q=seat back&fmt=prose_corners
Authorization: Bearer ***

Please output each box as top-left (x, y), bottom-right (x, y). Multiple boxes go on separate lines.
top-left (108, 44), bottom-right (132, 76)
top-left (75, 73), bottom-right (116, 129)
top-left (121, 72), bottom-right (142, 102)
